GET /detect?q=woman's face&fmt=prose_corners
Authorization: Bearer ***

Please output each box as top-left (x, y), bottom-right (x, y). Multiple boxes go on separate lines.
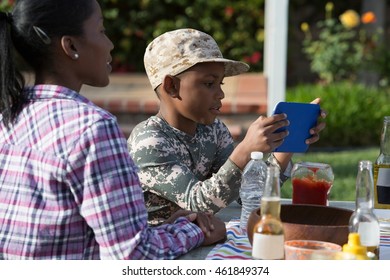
top-left (75, 0), bottom-right (114, 87)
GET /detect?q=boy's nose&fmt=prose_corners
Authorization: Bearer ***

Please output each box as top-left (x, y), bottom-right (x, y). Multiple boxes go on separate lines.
top-left (217, 87), bottom-right (225, 99)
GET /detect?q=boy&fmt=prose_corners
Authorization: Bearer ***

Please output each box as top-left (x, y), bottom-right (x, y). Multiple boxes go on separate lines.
top-left (128, 28), bottom-right (326, 225)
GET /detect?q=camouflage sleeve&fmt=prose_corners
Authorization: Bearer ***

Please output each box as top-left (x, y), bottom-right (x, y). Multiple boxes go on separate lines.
top-left (266, 153), bottom-right (293, 185)
top-left (128, 120), bottom-right (242, 215)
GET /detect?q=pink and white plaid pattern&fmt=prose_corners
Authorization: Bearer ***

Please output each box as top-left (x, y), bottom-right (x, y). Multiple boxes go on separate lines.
top-left (0, 85), bottom-right (203, 259)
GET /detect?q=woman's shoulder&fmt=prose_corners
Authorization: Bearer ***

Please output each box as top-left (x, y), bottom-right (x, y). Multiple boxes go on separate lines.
top-left (27, 85), bottom-right (116, 123)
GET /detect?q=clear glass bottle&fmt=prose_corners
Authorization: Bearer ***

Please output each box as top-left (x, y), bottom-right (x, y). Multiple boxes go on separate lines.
top-left (374, 116), bottom-right (390, 209)
top-left (349, 160), bottom-right (380, 258)
top-left (251, 165), bottom-right (284, 260)
top-left (239, 151), bottom-right (267, 234)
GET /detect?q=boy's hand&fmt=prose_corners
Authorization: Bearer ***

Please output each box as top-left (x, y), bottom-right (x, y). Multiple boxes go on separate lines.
top-left (230, 113), bottom-right (289, 170)
top-left (305, 98), bottom-right (327, 145)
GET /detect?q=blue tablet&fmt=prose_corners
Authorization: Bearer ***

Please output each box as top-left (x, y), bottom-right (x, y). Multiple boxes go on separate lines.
top-left (272, 102), bottom-right (320, 153)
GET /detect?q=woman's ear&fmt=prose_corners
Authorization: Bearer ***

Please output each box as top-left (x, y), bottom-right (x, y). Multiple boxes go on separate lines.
top-left (60, 36), bottom-right (79, 60)
top-left (162, 75), bottom-right (180, 97)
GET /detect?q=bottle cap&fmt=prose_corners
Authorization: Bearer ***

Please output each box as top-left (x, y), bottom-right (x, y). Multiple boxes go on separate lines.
top-left (250, 151), bottom-right (263, 160)
top-left (342, 233), bottom-right (368, 259)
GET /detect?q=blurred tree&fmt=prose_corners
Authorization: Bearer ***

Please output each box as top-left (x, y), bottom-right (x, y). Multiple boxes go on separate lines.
top-left (100, 0), bottom-right (265, 72)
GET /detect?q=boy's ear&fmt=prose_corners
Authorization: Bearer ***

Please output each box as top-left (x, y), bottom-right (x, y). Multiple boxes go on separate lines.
top-left (162, 75), bottom-right (179, 97)
top-left (60, 35), bottom-right (79, 60)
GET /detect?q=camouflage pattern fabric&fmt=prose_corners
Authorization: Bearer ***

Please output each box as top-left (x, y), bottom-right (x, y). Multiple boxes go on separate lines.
top-left (128, 116), bottom-right (240, 225)
top-left (128, 116), bottom-right (290, 225)
top-left (144, 28), bottom-right (249, 90)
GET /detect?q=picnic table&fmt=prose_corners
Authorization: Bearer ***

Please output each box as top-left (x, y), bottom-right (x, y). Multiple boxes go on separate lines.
top-left (177, 199), bottom-right (390, 260)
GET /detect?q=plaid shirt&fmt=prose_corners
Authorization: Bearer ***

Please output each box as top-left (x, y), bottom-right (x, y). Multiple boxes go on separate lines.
top-left (0, 85), bottom-right (203, 259)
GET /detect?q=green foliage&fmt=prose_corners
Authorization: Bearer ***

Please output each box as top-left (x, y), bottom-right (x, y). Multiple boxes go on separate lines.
top-left (0, 0), bottom-right (12, 10)
top-left (301, 3), bottom-right (383, 84)
top-left (302, 18), bottom-right (364, 83)
top-left (1, 0), bottom-right (265, 73)
top-left (373, 45), bottom-right (390, 87)
top-left (286, 82), bottom-right (390, 147)
top-left (100, 0), bottom-right (265, 72)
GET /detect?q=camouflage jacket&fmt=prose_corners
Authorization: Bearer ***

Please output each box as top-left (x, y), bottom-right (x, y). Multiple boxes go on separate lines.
top-left (128, 116), bottom-right (290, 225)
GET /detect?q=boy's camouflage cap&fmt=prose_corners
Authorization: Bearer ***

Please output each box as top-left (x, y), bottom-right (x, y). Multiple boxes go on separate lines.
top-left (144, 28), bottom-right (250, 90)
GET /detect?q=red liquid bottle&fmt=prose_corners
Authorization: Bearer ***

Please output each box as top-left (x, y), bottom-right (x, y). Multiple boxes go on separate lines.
top-left (291, 162), bottom-right (334, 206)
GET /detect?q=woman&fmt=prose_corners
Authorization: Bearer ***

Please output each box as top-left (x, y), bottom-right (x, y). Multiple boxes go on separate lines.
top-left (0, 0), bottom-right (225, 260)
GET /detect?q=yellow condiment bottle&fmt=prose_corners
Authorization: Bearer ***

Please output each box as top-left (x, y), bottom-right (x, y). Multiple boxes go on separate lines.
top-left (342, 233), bottom-right (368, 260)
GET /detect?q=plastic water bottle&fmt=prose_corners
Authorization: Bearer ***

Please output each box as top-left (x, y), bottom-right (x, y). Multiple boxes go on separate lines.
top-left (239, 151), bottom-right (267, 234)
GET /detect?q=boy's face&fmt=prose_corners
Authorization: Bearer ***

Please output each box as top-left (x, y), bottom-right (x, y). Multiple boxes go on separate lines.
top-left (172, 62), bottom-right (225, 129)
